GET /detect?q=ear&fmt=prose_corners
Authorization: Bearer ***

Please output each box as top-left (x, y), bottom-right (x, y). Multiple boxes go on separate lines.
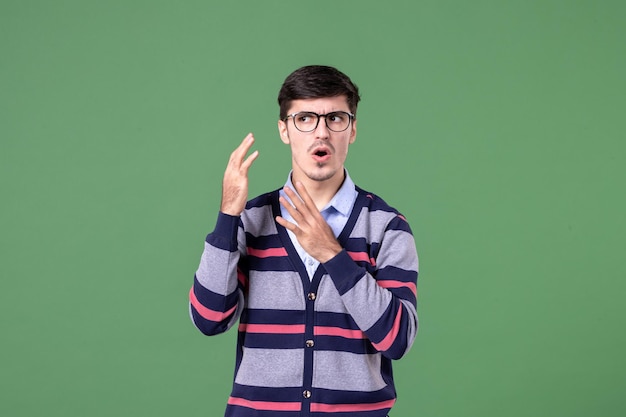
top-left (349, 118), bottom-right (357, 144)
top-left (278, 119), bottom-right (290, 144)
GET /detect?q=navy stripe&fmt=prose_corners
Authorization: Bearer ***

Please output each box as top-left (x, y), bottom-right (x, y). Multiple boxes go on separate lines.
top-left (190, 308), bottom-right (231, 335)
top-left (311, 385), bottom-right (396, 404)
top-left (376, 266), bottom-right (418, 285)
top-left (343, 237), bottom-right (371, 250)
top-left (379, 286), bottom-right (416, 307)
top-left (193, 276), bottom-right (240, 310)
top-left (246, 233), bottom-right (284, 249)
top-left (241, 309), bottom-right (306, 325)
top-left (230, 384), bottom-right (305, 402)
top-left (311, 409), bottom-right (390, 417)
top-left (245, 191), bottom-right (277, 209)
top-left (248, 256), bottom-right (295, 271)
top-left (376, 266), bottom-right (418, 305)
top-left (226, 407), bottom-right (301, 417)
top-left (367, 301), bottom-right (413, 359)
top-left (385, 215), bottom-right (413, 233)
top-left (241, 333), bottom-right (305, 349)
top-left (370, 241), bottom-right (381, 258)
top-left (314, 337), bottom-right (377, 354)
top-left (315, 311), bottom-right (360, 330)
top-left (355, 187), bottom-right (400, 214)
top-left (364, 300), bottom-right (402, 345)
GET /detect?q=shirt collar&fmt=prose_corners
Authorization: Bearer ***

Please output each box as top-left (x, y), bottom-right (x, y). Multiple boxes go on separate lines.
top-left (283, 170), bottom-right (357, 216)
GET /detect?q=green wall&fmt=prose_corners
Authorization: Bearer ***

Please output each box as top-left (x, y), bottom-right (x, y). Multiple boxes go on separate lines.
top-left (1, 1), bottom-right (624, 416)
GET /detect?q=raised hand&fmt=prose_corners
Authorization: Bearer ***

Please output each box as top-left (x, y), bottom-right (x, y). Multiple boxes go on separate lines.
top-left (220, 133), bottom-right (259, 216)
top-left (275, 181), bottom-right (343, 263)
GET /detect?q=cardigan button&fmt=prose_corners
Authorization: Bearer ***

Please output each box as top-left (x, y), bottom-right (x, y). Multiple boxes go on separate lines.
top-left (307, 292), bottom-right (316, 301)
top-left (306, 339), bottom-right (314, 348)
top-left (303, 390), bottom-right (312, 399)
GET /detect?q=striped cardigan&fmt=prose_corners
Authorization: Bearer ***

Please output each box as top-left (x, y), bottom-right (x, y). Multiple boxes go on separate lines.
top-left (190, 186), bottom-right (419, 417)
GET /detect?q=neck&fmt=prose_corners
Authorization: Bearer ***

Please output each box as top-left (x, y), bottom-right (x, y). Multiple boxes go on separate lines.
top-left (291, 170), bottom-right (345, 210)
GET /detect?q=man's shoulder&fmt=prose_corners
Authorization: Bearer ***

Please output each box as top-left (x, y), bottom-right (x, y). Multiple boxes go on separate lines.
top-left (355, 186), bottom-right (413, 231)
top-left (355, 186), bottom-right (400, 214)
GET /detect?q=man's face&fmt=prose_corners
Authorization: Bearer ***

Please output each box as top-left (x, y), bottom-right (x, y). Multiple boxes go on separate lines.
top-left (277, 95), bottom-right (357, 185)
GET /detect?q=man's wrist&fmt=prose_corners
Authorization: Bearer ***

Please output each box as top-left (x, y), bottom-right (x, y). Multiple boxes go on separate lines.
top-left (318, 245), bottom-right (343, 264)
top-left (220, 205), bottom-right (243, 216)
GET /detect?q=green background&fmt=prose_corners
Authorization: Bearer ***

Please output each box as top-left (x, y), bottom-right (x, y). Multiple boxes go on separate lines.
top-left (1, 1), bottom-right (624, 416)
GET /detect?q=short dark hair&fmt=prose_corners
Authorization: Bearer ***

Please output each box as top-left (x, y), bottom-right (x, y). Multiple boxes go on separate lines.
top-left (277, 65), bottom-right (361, 120)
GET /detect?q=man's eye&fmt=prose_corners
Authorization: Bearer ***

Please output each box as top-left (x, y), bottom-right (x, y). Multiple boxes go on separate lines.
top-left (297, 113), bottom-right (316, 123)
top-left (328, 113), bottom-right (344, 123)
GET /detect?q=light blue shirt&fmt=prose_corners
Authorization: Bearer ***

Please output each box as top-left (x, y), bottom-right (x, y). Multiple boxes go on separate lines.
top-left (279, 170), bottom-right (358, 280)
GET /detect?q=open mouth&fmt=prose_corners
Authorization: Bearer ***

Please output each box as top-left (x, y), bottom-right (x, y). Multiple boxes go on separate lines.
top-left (312, 148), bottom-right (331, 163)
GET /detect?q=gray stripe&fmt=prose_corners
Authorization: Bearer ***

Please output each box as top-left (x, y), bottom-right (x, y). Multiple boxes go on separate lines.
top-left (237, 225), bottom-right (247, 254)
top-left (196, 242), bottom-right (240, 295)
top-left (376, 229), bottom-right (419, 272)
top-left (314, 276), bottom-right (349, 314)
top-left (247, 271), bottom-right (306, 310)
top-left (242, 205), bottom-right (277, 237)
top-left (342, 274), bottom-right (393, 331)
top-left (400, 299), bottom-right (419, 355)
top-left (312, 351), bottom-right (387, 391)
top-left (234, 347), bottom-right (304, 387)
top-left (349, 207), bottom-right (397, 242)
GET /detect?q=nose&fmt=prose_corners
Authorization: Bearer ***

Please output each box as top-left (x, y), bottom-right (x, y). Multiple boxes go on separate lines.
top-left (314, 115), bottom-right (330, 139)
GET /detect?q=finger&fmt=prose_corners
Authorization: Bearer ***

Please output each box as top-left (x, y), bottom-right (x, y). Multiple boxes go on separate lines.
top-left (231, 133), bottom-right (255, 163)
top-left (275, 215), bottom-right (297, 232)
top-left (282, 186), bottom-right (307, 213)
top-left (241, 150), bottom-right (259, 172)
top-left (278, 195), bottom-right (302, 221)
top-left (281, 188), bottom-right (312, 221)
top-left (293, 181), bottom-right (323, 218)
top-left (293, 181), bottom-right (315, 207)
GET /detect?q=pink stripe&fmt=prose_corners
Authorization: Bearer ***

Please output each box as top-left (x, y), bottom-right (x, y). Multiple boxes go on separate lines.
top-left (372, 305), bottom-right (403, 352)
top-left (189, 287), bottom-right (237, 322)
top-left (347, 251), bottom-right (376, 266)
top-left (238, 323), bottom-right (305, 334)
top-left (377, 280), bottom-right (417, 296)
top-left (314, 326), bottom-right (366, 339)
top-left (247, 247), bottom-right (288, 258)
top-left (311, 398), bottom-right (395, 412)
top-left (237, 267), bottom-right (247, 287)
top-left (228, 396), bottom-right (301, 412)
top-left (398, 214), bottom-right (407, 221)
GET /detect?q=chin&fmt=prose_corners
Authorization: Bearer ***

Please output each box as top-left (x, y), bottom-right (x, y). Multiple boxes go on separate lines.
top-left (305, 167), bottom-right (340, 182)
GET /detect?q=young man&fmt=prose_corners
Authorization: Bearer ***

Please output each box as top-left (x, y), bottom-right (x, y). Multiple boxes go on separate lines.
top-left (190, 65), bottom-right (419, 417)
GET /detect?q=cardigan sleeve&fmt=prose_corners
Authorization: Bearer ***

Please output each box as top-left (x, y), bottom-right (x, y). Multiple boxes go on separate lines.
top-left (323, 214), bottom-right (419, 360)
top-left (189, 212), bottom-right (247, 335)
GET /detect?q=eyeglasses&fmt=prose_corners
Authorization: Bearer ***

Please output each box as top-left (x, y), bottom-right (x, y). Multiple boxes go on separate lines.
top-left (284, 111), bottom-right (355, 133)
